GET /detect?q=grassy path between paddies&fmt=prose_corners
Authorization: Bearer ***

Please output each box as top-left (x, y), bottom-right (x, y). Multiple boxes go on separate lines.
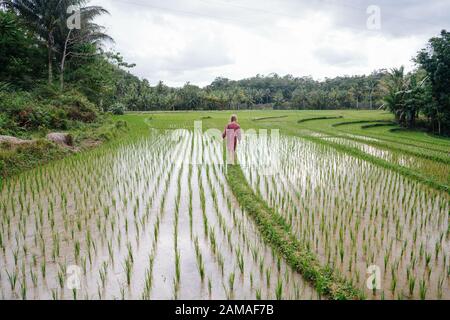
top-left (315, 126), bottom-right (450, 165)
top-left (226, 164), bottom-right (363, 300)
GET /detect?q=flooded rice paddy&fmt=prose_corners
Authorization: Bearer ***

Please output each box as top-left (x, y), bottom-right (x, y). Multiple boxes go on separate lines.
top-left (321, 136), bottom-right (449, 185)
top-left (1, 125), bottom-right (448, 300)
top-left (0, 130), bottom-right (317, 300)
top-left (239, 133), bottom-right (449, 300)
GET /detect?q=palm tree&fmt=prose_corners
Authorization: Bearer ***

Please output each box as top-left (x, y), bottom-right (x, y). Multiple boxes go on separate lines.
top-left (381, 67), bottom-right (428, 128)
top-left (4, 0), bottom-right (110, 86)
top-left (4, 0), bottom-right (63, 83)
top-left (54, 3), bottom-right (112, 89)
top-left (381, 66), bottom-right (407, 123)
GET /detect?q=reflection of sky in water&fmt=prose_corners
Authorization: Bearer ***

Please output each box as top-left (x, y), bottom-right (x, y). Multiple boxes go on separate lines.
top-left (344, 134), bottom-right (380, 143)
top-left (238, 133), bottom-right (450, 300)
top-left (0, 130), bottom-right (317, 300)
top-left (320, 137), bottom-right (447, 184)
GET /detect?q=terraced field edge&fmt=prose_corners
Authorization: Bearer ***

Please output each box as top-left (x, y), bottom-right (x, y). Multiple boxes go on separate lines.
top-left (226, 164), bottom-right (363, 300)
top-left (297, 116), bottom-right (343, 123)
top-left (301, 135), bottom-right (449, 194)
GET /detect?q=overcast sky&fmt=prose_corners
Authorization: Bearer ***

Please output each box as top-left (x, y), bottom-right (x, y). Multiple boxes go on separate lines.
top-left (90, 0), bottom-right (450, 87)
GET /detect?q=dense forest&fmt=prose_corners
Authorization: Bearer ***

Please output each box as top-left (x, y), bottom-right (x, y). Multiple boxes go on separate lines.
top-left (0, 2), bottom-right (132, 136)
top-left (0, 2), bottom-right (449, 135)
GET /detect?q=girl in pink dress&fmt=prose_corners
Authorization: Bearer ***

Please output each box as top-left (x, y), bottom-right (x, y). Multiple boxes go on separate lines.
top-left (222, 114), bottom-right (241, 164)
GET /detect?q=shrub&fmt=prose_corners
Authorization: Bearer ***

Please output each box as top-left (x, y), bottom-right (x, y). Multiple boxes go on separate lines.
top-left (0, 113), bottom-right (12, 135)
top-left (109, 103), bottom-right (125, 115)
top-left (49, 108), bottom-right (69, 130)
top-left (32, 83), bottom-right (60, 99)
top-left (52, 90), bottom-right (99, 123)
top-left (0, 91), bottom-right (34, 134)
top-left (115, 120), bottom-right (128, 129)
top-left (0, 90), bottom-right (32, 115)
top-left (0, 91), bottom-right (69, 133)
top-left (0, 139), bottom-right (67, 177)
top-left (1, 89), bottom-right (100, 127)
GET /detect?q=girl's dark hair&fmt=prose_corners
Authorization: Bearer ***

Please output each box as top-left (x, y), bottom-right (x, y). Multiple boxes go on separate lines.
top-left (230, 114), bottom-right (237, 122)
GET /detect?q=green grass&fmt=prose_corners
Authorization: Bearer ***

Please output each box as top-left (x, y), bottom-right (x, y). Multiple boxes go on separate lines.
top-left (332, 120), bottom-right (394, 127)
top-left (253, 115), bottom-right (289, 121)
top-left (297, 116), bottom-right (343, 123)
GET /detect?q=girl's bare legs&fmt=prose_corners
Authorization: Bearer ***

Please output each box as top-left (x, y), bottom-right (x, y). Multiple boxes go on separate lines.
top-left (226, 148), bottom-right (236, 165)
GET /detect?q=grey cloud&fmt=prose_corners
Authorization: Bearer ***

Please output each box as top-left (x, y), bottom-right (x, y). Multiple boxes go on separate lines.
top-left (92, 0), bottom-right (448, 86)
top-left (161, 39), bottom-right (234, 72)
top-left (98, 0), bottom-right (449, 36)
top-left (122, 34), bottom-right (234, 85)
top-left (315, 46), bottom-right (367, 67)
top-left (320, 0), bottom-right (450, 37)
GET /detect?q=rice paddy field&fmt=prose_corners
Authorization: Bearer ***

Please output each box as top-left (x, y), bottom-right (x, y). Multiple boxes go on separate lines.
top-left (0, 110), bottom-right (449, 300)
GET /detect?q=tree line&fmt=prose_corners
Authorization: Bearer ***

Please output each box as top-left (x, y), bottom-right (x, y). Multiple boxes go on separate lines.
top-left (0, 1), bottom-right (449, 135)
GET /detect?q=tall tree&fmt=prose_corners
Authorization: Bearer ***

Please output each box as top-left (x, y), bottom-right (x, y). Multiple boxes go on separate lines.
top-left (0, 9), bottom-right (46, 87)
top-left (55, 3), bottom-right (111, 90)
top-left (5, 0), bottom-right (66, 83)
top-left (5, 0), bottom-right (110, 87)
top-left (381, 67), bottom-right (407, 123)
top-left (415, 30), bottom-right (450, 134)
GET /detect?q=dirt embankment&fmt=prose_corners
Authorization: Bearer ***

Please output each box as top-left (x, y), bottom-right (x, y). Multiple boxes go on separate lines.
top-left (0, 135), bottom-right (36, 146)
top-left (1, 132), bottom-right (75, 150)
top-left (46, 132), bottom-right (74, 147)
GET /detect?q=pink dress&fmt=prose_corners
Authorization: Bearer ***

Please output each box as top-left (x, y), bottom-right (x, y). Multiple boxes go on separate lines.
top-left (222, 122), bottom-right (241, 152)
